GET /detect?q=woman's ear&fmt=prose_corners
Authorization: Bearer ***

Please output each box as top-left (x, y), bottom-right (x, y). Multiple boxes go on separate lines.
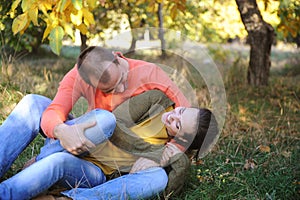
top-left (177, 136), bottom-right (188, 144)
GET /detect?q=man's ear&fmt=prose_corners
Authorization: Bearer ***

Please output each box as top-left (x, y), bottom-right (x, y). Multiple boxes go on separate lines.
top-left (112, 51), bottom-right (118, 58)
top-left (115, 54), bottom-right (122, 62)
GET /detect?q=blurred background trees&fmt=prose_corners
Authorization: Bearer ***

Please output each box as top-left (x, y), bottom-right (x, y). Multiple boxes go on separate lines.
top-left (0, 0), bottom-right (299, 85)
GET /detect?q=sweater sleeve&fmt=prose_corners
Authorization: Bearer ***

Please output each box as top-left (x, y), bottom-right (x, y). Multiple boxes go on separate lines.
top-left (165, 153), bottom-right (191, 196)
top-left (145, 63), bottom-right (191, 108)
top-left (122, 57), bottom-right (191, 108)
top-left (41, 66), bottom-right (83, 138)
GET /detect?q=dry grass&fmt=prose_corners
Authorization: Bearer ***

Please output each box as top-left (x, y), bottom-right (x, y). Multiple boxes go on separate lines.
top-left (0, 45), bottom-right (299, 199)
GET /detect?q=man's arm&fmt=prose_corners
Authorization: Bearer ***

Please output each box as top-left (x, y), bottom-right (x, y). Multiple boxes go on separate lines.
top-left (122, 56), bottom-right (191, 108)
top-left (41, 66), bottom-right (96, 154)
top-left (148, 65), bottom-right (191, 108)
top-left (41, 66), bottom-right (82, 138)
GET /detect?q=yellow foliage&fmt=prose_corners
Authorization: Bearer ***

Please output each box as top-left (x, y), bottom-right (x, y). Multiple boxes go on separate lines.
top-left (70, 9), bottom-right (83, 26)
top-left (10, 0), bottom-right (100, 55)
top-left (21, 0), bottom-right (36, 12)
top-left (76, 23), bottom-right (88, 35)
top-left (58, 0), bottom-right (71, 13)
top-left (82, 8), bottom-right (95, 26)
top-left (135, 0), bottom-right (149, 6)
top-left (86, 0), bottom-right (97, 10)
top-left (28, 3), bottom-right (39, 26)
top-left (146, 1), bottom-right (156, 13)
top-left (72, 0), bottom-right (82, 10)
top-left (12, 13), bottom-right (28, 35)
top-left (49, 12), bottom-right (59, 27)
top-left (170, 4), bottom-right (177, 20)
top-left (20, 17), bottom-right (31, 35)
top-left (42, 22), bottom-right (53, 41)
top-left (63, 23), bottom-right (75, 40)
top-left (42, 0), bottom-right (53, 11)
top-left (11, 0), bottom-right (22, 12)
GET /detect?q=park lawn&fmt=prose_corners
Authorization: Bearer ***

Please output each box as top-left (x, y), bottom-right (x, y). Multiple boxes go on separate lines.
top-left (0, 45), bottom-right (299, 199)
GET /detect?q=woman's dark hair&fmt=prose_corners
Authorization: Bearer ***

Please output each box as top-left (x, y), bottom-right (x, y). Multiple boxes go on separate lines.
top-left (175, 108), bottom-right (219, 160)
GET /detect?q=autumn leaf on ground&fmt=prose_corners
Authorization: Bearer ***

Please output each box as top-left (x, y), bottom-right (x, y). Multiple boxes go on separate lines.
top-left (281, 151), bottom-right (292, 158)
top-left (244, 159), bottom-right (256, 170)
top-left (258, 145), bottom-right (271, 153)
top-left (195, 159), bottom-right (204, 165)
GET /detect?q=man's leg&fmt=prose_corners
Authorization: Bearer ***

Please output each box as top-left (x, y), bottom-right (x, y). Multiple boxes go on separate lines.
top-left (36, 109), bottom-right (116, 161)
top-left (62, 167), bottom-right (168, 200)
top-left (0, 152), bottom-right (106, 200)
top-left (0, 94), bottom-right (51, 178)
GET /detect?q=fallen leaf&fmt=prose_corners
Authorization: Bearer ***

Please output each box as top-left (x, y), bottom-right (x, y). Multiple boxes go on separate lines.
top-left (259, 145), bottom-right (271, 153)
top-left (244, 159), bottom-right (256, 170)
top-left (197, 175), bottom-right (206, 182)
top-left (195, 159), bottom-right (204, 165)
top-left (239, 106), bottom-right (247, 114)
top-left (281, 151), bottom-right (292, 158)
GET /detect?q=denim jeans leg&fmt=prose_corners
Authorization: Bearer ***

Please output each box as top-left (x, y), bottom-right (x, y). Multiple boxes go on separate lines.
top-left (0, 152), bottom-right (106, 200)
top-left (0, 94), bottom-right (51, 178)
top-left (36, 109), bottom-right (116, 161)
top-left (62, 167), bottom-right (168, 200)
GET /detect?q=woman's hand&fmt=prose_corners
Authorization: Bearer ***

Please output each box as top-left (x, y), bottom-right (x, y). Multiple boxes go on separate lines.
top-left (130, 157), bottom-right (159, 173)
top-left (160, 142), bottom-right (182, 166)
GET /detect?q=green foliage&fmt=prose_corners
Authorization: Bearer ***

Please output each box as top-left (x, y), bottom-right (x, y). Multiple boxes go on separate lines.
top-left (49, 26), bottom-right (64, 55)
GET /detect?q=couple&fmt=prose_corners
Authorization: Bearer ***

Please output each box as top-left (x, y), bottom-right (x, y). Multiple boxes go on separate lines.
top-left (0, 46), bottom-right (219, 199)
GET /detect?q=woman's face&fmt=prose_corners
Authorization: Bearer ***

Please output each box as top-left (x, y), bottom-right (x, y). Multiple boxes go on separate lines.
top-left (161, 107), bottom-right (198, 138)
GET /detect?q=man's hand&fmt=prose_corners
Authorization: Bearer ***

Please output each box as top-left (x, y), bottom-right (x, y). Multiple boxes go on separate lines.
top-left (160, 142), bottom-right (182, 167)
top-left (130, 157), bottom-right (159, 173)
top-left (53, 121), bottom-right (96, 155)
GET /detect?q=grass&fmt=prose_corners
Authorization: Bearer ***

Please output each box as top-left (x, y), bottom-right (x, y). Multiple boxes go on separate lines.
top-left (0, 44), bottom-right (299, 199)
top-left (175, 79), bottom-right (300, 199)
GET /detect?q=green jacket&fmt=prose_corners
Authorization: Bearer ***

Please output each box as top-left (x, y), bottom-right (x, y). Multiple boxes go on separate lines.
top-left (111, 90), bottom-right (190, 196)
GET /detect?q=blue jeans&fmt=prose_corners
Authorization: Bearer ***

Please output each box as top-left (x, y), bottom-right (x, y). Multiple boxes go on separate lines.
top-left (62, 167), bottom-right (168, 200)
top-left (0, 94), bottom-right (168, 199)
top-left (0, 94), bottom-right (51, 178)
top-left (36, 108), bottom-right (116, 161)
top-left (0, 94), bottom-right (115, 177)
top-left (0, 152), bottom-right (107, 199)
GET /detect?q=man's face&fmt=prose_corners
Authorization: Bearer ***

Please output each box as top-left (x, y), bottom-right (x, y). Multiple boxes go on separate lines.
top-left (90, 57), bottom-right (129, 94)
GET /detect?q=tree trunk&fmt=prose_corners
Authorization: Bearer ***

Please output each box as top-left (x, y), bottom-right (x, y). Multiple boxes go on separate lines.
top-left (236, 0), bottom-right (274, 86)
top-left (125, 12), bottom-right (137, 54)
top-left (157, 2), bottom-right (167, 58)
top-left (80, 33), bottom-right (88, 52)
top-left (128, 31), bottom-right (137, 53)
